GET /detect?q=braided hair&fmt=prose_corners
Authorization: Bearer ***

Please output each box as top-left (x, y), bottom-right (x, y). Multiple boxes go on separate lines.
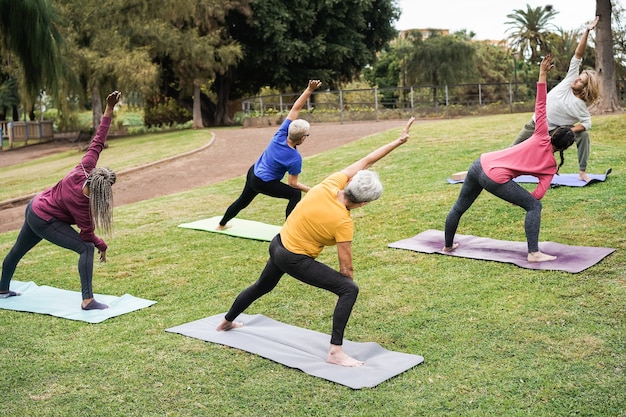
top-left (87, 167), bottom-right (116, 235)
top-left (550, 127), bottom-right (576, 173)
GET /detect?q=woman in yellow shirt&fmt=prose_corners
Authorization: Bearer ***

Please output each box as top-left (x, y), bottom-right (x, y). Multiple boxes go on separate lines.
top-left (217, 117), bottom-right (415, 367)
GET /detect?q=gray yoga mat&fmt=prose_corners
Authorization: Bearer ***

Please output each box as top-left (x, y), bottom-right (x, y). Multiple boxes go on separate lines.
top-left (447, 168), bottom-right (612, 186)
top-left (0, 280), bottom-right (156, 323)
top-left (166, 313), bottom-right (424, 389)
top-left (178, 216), bottom-right (281, 242)
top-left (389, 229), bottom-right (615, 273)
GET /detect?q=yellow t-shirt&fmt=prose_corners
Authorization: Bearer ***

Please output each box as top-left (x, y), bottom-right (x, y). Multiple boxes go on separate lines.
top-left (280, 172), bottom-right (354, 258)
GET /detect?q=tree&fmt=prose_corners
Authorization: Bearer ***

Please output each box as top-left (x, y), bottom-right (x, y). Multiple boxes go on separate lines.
top-left (143, 0), bottom-right (248, 128)
top-left (590, 0), bottom-right (622, 113)
top-left (0, 0), bottom-right (64, 96)
top-left (53, 0), bottom-right (160, 129)
top-left (506, 4), bottom-right (559, 63)
top-left (404, 31), bottom-right (476, 107)
top-left (215, 0), bottom-right (400, 125)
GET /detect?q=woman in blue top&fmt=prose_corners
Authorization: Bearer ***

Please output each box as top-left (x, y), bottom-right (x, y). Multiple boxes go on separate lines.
top-left (217, 80), bottom-right (322, 230)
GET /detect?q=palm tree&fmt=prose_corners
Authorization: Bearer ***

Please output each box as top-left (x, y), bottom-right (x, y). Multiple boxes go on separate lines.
top-left (505, 4), bottom-right (559, 63)
top-left (0, 0), bottom-right (64, 97)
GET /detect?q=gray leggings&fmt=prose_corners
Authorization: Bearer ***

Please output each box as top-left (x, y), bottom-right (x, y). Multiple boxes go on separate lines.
top-left (1, 201), bottom-right (96, 299)
top-left (444, 159), bottom-right (543, 253)
top-left (224, 234), bottom-right (359, 346)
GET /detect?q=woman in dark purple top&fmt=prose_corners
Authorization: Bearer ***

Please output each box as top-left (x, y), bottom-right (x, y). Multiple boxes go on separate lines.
top-left (0, 91), bottom-right (121, 310)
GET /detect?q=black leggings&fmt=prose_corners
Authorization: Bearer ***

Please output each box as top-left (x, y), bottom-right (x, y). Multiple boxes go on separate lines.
top-left (219, 165), bottom-right (302, 226)
top-left (224, 234), bottom-right (359, 346)
top-left (1, 201), bottom-right (96, 299)
top-left (444, 159), bottom-right (543, 253)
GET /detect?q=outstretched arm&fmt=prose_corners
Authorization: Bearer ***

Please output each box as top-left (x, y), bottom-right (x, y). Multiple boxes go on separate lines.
top-left (575, 16), bottom-right (599, 59)
top-left (104, 91), bottom-right (121, 118)
top-left (539, 53), bottom-right (554, 83)
top-left (340, 117), bottom-right (415, 180)
top-left (286, 80), bottom-right (322, 121)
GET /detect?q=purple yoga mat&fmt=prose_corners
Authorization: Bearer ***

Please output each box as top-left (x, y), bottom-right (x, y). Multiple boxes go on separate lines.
top-left (389, 229), bottom-right (615, 273)
top-left (447, 168), bottom-right (612, 187)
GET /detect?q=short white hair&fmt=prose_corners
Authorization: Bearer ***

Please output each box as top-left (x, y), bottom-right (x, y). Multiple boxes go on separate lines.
top-left (344, 170), bottom-right (383, 203)
top-left (288, 119), bottom-right (310, 143)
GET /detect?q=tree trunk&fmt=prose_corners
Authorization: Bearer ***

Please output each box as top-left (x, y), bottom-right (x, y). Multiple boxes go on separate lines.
top-left (590, 0), bottom-right (623, 114)
top-left (91, 84), bottom-right (103, 131)
top-left (214, 70), bottom-right (234, 126)
top-left (192, 82), bottom-right (204, 128)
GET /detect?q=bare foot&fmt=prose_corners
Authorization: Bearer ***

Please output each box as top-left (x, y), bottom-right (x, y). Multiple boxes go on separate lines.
top-left (326, 345), bottom-right (364, 367)
top-left (216, 224), bottom-right (232, 231)
top-left (579, 171), bottom-right (591, 182)
top-left (216, 319), bottom-right (243, 331)
top-left (442, 243), bottom-right (459, 252)
top-left (527, 251), bottom-right (557, 262)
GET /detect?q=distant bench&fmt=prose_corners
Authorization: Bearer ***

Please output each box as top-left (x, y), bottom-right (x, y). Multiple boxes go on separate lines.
top-left (0, 120), bottom-right (55, 150)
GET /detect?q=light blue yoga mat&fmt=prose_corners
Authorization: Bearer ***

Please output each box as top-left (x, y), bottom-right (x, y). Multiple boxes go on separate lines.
top-left (166, 313), bottom-right (424, 389)
top-left (178, 216), bottom-right (281, 242)
top-left (0, 280), bottom-right (156, 323)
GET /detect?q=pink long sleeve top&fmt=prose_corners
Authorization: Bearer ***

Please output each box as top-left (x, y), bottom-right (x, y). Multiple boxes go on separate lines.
top-left (32, 117), bottom-right (112, 252)
top-left (480, 82), bottom-right (557, 200)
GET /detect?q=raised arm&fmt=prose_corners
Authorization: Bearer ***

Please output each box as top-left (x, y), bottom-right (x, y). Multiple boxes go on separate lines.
top-left (340, 117), bottom-right (415, 180)
top-left (104, 91), bottom-right (121, 118)
top-left (286, 80), bottom-right (322, 121)
top-left (539, 53), bottom-right (554, 84)
top-left (574, 16), bottom-right (599, 59)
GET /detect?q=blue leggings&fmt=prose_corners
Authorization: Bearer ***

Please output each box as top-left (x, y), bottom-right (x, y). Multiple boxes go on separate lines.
top-left (444, 159), bottom-right (543, 253)
top-left (224, 234), bottom-right (359, 346)
top-left (219, 165), bottom-right (302, 226)
top-left (1, 201), bottom-right (96, 299)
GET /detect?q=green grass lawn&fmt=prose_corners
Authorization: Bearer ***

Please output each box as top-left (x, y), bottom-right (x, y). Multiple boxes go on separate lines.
top-left (0, 113), bottom-right (624, 417)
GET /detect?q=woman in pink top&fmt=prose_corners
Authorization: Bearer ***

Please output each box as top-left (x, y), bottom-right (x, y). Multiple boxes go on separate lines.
top-left (0, 91), bottom-right (121, 310)
top-left (443, 55), bottom-right (575, 263)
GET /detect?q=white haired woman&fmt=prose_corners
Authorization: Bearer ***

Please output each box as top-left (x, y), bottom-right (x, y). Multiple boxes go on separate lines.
top-left (512, 17), bottom-right (601, 182)
top-left (217, 80), bottom-right (322, 230)
top-left (217, 117), bottom-right (415, 367)
top-left (0, 91), bottom-right (121, 310)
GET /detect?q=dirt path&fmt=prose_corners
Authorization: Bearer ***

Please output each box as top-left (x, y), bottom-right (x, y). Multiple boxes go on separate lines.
top-left (0, 119), bottom-right (408, 233)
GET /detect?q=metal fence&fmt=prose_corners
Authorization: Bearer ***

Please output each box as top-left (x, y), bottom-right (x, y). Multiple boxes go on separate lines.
top-left (240, 80), bottom-right (626, 125)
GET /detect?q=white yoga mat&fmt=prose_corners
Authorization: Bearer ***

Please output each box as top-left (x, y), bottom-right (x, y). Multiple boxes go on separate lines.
top-left (0, 280), bottom-right (156, 323)
top-left (178, 216), bottom-right (281, 242)
top-left (166, 313), bottom-right (424, 389)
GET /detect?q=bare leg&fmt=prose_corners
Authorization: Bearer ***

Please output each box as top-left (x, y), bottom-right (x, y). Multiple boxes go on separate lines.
top-left (216, 224), bottom-right (232, 231)
top-left (326, 344), bottom-right (363, 367)
top-left (579, 170), bottom-right (591, 182)
top-left (527, 251), bottom-right (557, 262)
top-left (442, 243), bottom-right (459, 252)
top-left (216, 319), bottom-right (243, 331)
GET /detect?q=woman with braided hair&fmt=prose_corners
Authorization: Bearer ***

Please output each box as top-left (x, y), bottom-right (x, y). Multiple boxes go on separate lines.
top-left (443, 55), bottom-right (575, 263)
top-left (0, 91), bottom-right (121, 310)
